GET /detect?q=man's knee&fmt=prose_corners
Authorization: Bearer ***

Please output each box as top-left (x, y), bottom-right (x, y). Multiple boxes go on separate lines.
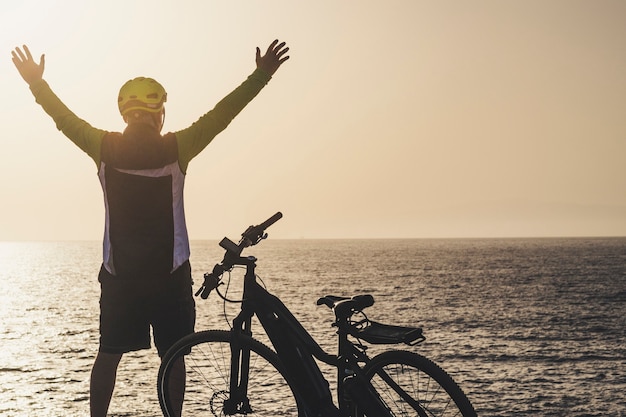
top-left (92, 351), bottom-right (123, 373)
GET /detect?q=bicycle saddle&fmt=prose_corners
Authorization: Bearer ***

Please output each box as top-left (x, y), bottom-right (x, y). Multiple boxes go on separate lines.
top-left (316, 294), bottom-right (375, 319)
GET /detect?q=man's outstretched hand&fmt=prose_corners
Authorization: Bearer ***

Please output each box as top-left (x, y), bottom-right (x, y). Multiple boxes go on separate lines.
top-left (256, 40), bottom-right (290, 76)
top-left (12, 45), bottom-right (45, 86)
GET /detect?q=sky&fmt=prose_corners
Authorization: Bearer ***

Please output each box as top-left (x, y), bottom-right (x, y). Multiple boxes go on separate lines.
top-left (1, 0), bottom-right (625, 240)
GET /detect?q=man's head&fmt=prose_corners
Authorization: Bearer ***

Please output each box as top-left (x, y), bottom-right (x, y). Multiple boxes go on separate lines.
top-left (118, 77), bottom-right (167, 130)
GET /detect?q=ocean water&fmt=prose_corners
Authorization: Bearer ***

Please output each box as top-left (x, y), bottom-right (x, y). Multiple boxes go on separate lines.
top-left (0, 237), bottom-right (624, 416)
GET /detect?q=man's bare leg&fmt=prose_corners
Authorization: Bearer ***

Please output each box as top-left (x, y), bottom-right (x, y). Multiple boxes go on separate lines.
top-left (167, 356), bottom-right (186, 416)
top-left (90, 351), bottom-right (122, 417)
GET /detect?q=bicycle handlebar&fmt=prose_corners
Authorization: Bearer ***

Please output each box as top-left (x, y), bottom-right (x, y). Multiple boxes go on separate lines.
top-left (195, 212), bottom-right (283, 299)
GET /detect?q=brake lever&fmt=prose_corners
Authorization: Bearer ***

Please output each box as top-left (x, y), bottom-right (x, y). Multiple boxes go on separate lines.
top-left (241, 226), bottom-right (260, 245)
top-left (241, 212), bottom-right (281, 246)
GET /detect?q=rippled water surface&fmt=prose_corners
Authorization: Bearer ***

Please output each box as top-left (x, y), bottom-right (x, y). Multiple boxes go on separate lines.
top-left (1, 238), bottom-right (625, 416)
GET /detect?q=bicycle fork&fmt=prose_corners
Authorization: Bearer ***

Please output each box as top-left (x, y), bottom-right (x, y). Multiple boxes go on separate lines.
top-left (224, 312), bottom-right (254, 415)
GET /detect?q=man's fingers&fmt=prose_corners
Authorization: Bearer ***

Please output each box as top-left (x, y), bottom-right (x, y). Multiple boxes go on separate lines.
top-left (272, 42), bottom-right (288, 57)
top-left (266, 39), bottom-right (279, 54)
top-left (23, 45), bottom-right (33, 61)
top-left (12, 47), bottom-right (26, 62)
top-left (276, 47), bottom-right (289, 58)
top-left (11, 46), bottom-right (43, 66)
top-left (265, 40), bottom-right (289, 61)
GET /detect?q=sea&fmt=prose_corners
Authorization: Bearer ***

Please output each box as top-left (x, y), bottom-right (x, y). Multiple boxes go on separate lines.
top-left (0, 237), bottom-right (624, 416)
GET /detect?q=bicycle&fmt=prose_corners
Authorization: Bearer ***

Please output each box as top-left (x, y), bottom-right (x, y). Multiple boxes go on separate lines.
top-left (157, 212), bottom-right (477, 416)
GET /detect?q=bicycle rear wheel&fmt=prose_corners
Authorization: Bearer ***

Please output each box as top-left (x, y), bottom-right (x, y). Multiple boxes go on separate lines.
top-left (363, 350), bottom-right (477, 417)
top-left (158, 329), bottom-right (302, 416)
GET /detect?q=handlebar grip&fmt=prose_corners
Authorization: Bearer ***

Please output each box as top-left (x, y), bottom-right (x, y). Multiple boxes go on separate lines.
top-left (258, 212), bottom-right (283, 231)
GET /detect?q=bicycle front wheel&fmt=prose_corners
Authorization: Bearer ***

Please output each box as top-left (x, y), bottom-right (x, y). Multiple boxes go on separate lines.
top-left (363, 350), bottom-right (477, 417)
top-left (157, 329), bottom-right (302, 417)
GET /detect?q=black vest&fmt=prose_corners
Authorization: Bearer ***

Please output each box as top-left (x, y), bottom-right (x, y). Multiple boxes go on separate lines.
top-left (98, 123), bottom-right (189, 278)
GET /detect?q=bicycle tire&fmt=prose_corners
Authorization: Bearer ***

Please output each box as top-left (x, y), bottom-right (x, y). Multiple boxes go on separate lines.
top-left (362, 350), bottom-right (477, 417)
top-left (157, 329), bottom-right (303, 416)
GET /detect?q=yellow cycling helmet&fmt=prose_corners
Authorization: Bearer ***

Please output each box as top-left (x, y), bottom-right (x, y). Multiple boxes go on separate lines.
top-left (118, 77), bottom-right (167, 116)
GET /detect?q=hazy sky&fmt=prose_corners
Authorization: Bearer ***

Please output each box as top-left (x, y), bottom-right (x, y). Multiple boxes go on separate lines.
top-left (1, 0), bottom-right (625, 240)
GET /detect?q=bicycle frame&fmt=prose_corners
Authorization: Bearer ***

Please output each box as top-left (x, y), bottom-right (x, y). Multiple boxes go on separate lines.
top-left (224, 254), bottom-right (334, 415)
top-left (223, 254), bottom-right (395, 417)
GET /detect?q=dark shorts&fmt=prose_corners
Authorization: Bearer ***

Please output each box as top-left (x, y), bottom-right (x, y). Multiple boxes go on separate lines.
top-left (98, 261), bottom-right (196, 357)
